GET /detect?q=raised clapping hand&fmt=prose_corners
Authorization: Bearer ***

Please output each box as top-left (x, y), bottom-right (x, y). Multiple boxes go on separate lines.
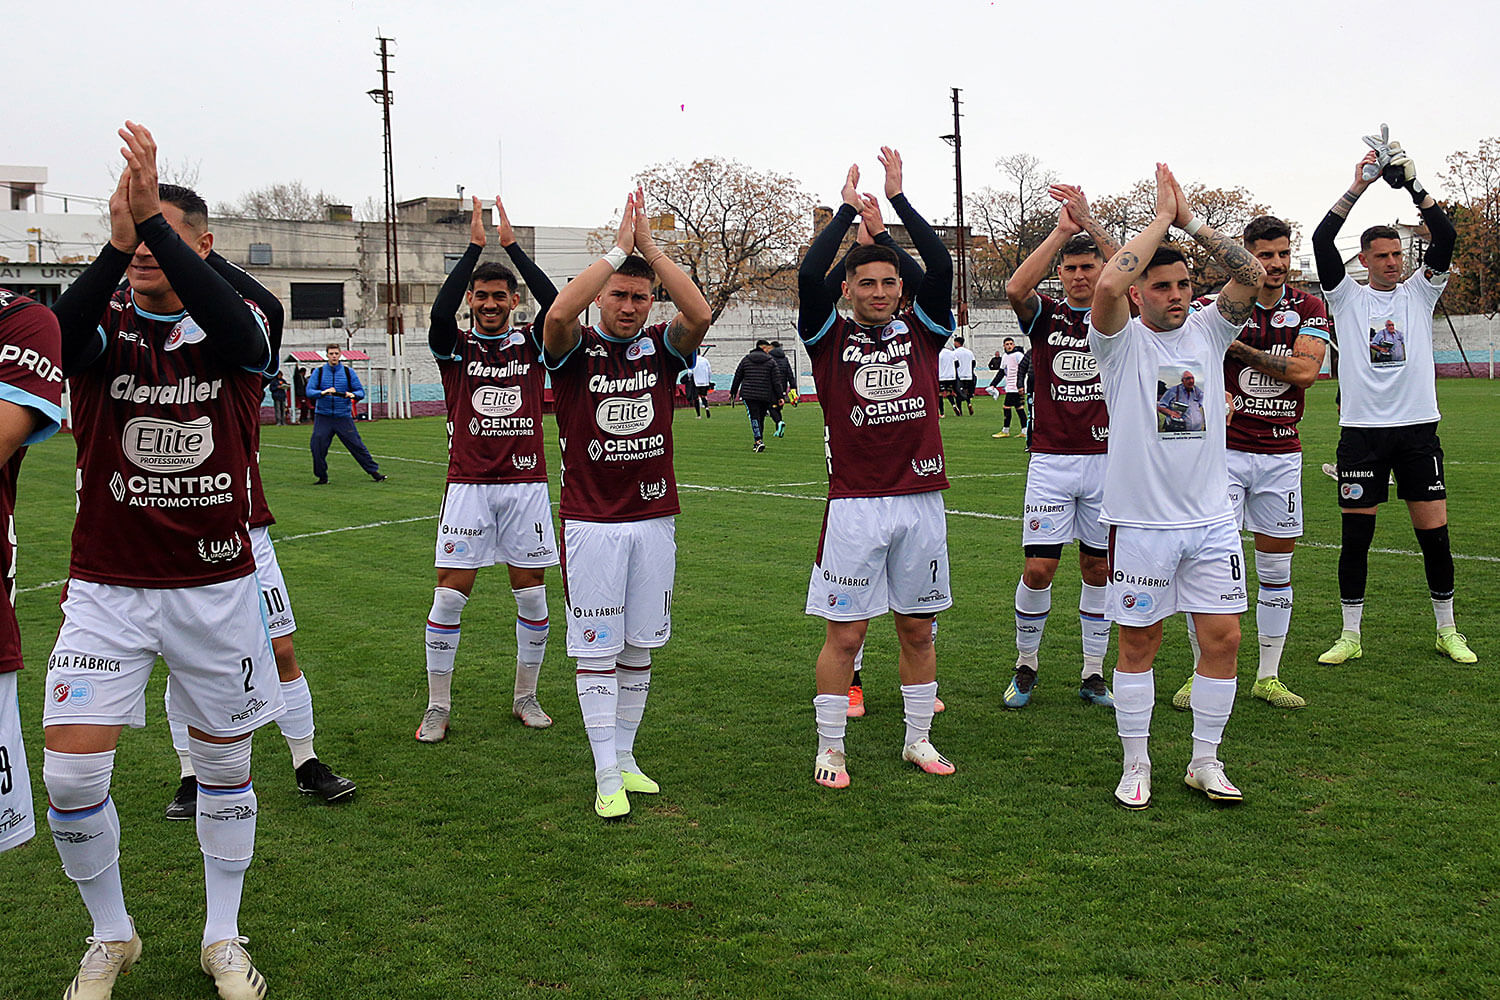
top-left (495, 196), bottom-right (516, 247)
top-left (878, 147), bottom-right (902, 200)
top-left (118, 121), bottom-right (161, 225)
top-left (1153, 163), bottom-right (1177, 223)
top-left (108, 168), bottom-right (138, 253)
top-left (1048, 184), bottom-right (1089, 235)
top-left (1169, 171), bottom-right (1193, 230)
top-left (632, 185), bottom-right (659, 260)
top-left (469, 196), bottom-right (488, 248)
top-left (841, 164), bottom-right (862, 211)
top-left (613, 191), bottom-right (636, 254)
top-left (858, 193), bottom-right (885, 240)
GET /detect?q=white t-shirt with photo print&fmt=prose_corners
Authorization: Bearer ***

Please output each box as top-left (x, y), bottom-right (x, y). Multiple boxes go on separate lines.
top-left (1324, 268), bottom-right (1447, 428)
top-left (1089, 302), bottom-right (1245, 528)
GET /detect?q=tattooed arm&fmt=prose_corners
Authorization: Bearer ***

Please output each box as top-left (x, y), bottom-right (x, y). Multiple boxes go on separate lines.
top-left (1166, 175), bottom-right (1264, 326)
top-left (1090, 164), bottom-right (1178, 336)
top-left (1314, 152), bottom-right (1379, 290)
top-left (1225, 333), bottom-right (1327, 390)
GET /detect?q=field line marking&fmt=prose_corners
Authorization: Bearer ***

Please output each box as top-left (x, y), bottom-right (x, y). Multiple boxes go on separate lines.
top-left (259, 442), bottom-right (447, 467)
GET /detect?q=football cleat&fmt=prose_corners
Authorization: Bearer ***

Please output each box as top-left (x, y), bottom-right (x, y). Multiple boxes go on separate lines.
top-left (594, 766), bottom-right (630, 818)
top-left (1079, 674), bottom-right (1114, 707)
top-left (1113, 761), bottom-right (1151, 810)
top-left (1318, 632), bottom-right (1363, 665)
top-left (901, 738), bottom-right (955, 775)
top-left (846, 685), bottom-right (865, 718)
top-left (200, 936), bottom-right (267, 1000)
top-left (295, 758), bottom-right (357, 802)
top-left (512, 694), bottom-right (554, 728)
top-left (64, 929), bottom-right (142, 1000)
top-left (1320, 462), bottom-right (1338, 480)
top-left (993, 430), bottom-right (1011, 438)
top-left (1003, 666), bottom-right (1036, 709)
top-left (617, 754), bottom-right (659, 794)
top-left (814, 748), bottom-right (850, 788)
top-left (165, 774), bottom-right (197, 821)
top-left (1184, 760), bottom-right (1243, 802)
top-left (1171, 674), bottom-right (1194, 711)
top-left (774, 421), bottom-right (786, 437)
top-left (1436, 628), bottom-right (1477, 664)
top-left (1251, 676), bottom-right (1306, 709)
top-left (752, 441), bottom-right (765, 453)
top-left (415, 706), bottom-right (450, 743)
top-left (933, 695), bottom-right (946, 713)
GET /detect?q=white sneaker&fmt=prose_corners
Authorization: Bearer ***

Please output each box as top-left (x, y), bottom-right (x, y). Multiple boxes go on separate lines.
top-left (200, 936), bottom-right (267, 1000)
top-left (64, 929), bottom-right (142, 1000)
top-left (901, 738), bottom-right (956, 775)
top-left (511, 694), bottom-right (553, 729)
top-left (813, 748), bottom-right (850, 788)
top-left (1320, 462), bottom-right (1338, 480)
top-left (414, 705), bottom-right (449, 743)
top-left (1184, 759), bottom-right (1243, 802)
top-left (1114, 760), bottom-right (1152, 810)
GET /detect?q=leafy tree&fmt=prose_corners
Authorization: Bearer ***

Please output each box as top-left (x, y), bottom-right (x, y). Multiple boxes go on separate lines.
top-left (1441, 138), bottom-right (1500, 315)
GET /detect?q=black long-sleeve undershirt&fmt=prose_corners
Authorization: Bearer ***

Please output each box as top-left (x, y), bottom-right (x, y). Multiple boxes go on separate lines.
top-left (887, 193), bottom-right (953, 324)
top-left (1315, 194), bottom-right (1459, 292)
top-left (1312, 210), bottom-right (1349, 291)
top-left (205, 250), bottom-right (284, 363)
top-left (429, 241), bottom-right (560, 358)
top-left (1420, 200), bottom-right (1456, 273)
top-left (798, 203), bottom-right (858, 337)
top-left (821, 230), bottom-right (926, 303)
top-left (53, 244), bottom-right (132, 374)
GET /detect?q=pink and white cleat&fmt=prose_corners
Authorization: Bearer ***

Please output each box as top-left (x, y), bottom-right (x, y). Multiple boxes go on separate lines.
top-left (901, 739), bottom-right (955, 775)
top-left (814, 748), bottom-right (851, 788)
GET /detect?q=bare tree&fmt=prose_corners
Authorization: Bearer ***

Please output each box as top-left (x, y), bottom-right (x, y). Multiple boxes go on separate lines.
top-left (627, 158), bottom-right (815, 323)
top-left (966, 153), bottom-right (1059, 273)
top-left (217, 181), bottom-right (344, 221)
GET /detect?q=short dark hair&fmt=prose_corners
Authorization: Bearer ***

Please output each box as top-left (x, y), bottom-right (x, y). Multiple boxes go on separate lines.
top-left (326, 342), bottom-right (341, 353)
top-left (1360, 225), bottom-right (1401, 251)
top-left (158, 183), bottom-right (208, 231)
top-left (953, 335), bottom-right (964, 344)
top-left (755, 339), bottom-right (771, 348)
top-left (1059, 234), bottom-right (1102, 261)
top-left (845, 243), bottom-right (900, 278)
top-left (1243, 215), bottom-right (1291, 248)
top-left (470, 262), bottom-right (517, 292)
top-left (1141, 246), bottom-right (1188, 279)
top-left (616, 256), bottom-right (655, 281)
top-left (770, 340), bottom-right (782, 349)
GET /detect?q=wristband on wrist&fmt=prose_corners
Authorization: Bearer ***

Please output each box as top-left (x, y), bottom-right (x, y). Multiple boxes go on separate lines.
top-left (603, 247), bottom-right (628, 270)
top-left (1405, 178), bottom-right (1428, 204)
top-left (1184, 215), bottom-right (1204, 237)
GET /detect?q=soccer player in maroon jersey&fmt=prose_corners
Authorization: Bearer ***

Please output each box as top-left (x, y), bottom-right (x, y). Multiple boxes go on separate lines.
top-left (0, 290), bottom-right (64, 858)
top-left (45, 122), bottom-right (276, 999)
top-left (417, 196), bottom-right (561, 743)
top-left (798, 149), bottom-right (957, 789)
top-left (542, 188), bottom-right (711, 818)
top-left (1002, 183), bottom-right (1120, 711)
top-left (1170, 216), bottom-right (1330, 713)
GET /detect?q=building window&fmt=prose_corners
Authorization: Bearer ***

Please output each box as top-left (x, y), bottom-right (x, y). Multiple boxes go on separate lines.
top-left (290, 282), bottom-right (345, 321)
top-left (444, 253), bottom-right (464, 274)
top-left (248, 243), bottom-right (272, 266)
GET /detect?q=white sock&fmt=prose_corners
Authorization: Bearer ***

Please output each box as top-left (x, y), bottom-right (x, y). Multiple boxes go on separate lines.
top-left (1432, 597), bottom-right (1456, 630)
top-left (170, 718), bottom-right (194, 778)
top-left (1254, 551), bottom-right (1293, 680)
top-left (189, 737), bottom-right (255, 948)
top-left (813, 693), bottom-right (847, 753)
top-left (1113, 670), bottom-right (1154, 767)
top-left (514, 585), bottom-right (549, 699)
top-left (1079, 583), bottom-right (1111, 678)
top-left (78, 861), bottom-right (134, 943)
top-left (1015, 579), bottom-right (1051, 663)
top-left (1341, 600), bottom-right (1363, 635)
top-left (425, 587), bottom-right (468, 703)
top-left (45, 748), bottom-right (134, 942)
top-left (277, 674), bottom-right (316, 767)
top-left (576, 660), bottom-right (618, 778)
top-left (615, 645), bottom-right (652, 765)
top-left (1189, 674), bottom-right (1237, 765)
top-left (901, 681), bottom-right (938, 746)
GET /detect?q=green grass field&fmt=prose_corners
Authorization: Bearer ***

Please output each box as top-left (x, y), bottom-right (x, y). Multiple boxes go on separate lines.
top-left (3, 380), bottom-right (1498, 999)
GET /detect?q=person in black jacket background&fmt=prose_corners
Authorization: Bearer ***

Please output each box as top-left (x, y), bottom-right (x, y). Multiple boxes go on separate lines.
top-left (730, 339), bottom-right (785, 452)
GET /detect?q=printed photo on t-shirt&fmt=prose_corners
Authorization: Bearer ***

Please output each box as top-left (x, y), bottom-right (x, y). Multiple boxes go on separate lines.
top-left (1369, 316), bottom-right (1406, 366)
top-left (1156, 364), bottom-right (1206, 438)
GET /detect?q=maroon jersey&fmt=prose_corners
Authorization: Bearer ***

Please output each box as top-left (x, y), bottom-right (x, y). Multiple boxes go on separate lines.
top-left (1022, 293), bottom-right (1109, 455)
top-left (1205, 288), bottom-right (1330, 454)
top-left (548, 322), bottom-right (691, 522)
top-left (436, 325), bottom-right (548, 484)
top-left (804, 309), bottom-right (949, 498)
top-left (0, 292), bottom-right (64, 673)
top-left (249, 436), bottom-right (273, 530)
top-left (68, 290), bottom-right (266, 587)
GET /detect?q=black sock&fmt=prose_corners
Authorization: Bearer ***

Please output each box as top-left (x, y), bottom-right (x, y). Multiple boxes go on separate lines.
top-left (1414, 525), bottom-right (1455, 600)
top-left (1338, 513), bottom-right (1377, 602)
top-left (852, 668), bottom-right (863, 688)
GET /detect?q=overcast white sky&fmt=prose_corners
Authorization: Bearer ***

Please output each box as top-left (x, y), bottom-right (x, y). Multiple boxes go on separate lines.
top-left (7, 0), bottom-right (1497, 252)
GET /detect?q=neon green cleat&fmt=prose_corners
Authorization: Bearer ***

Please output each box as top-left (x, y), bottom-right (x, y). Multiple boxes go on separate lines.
top-left (618, 755), bottom-right (659, 794)
top-left (594, 788), bottom-right (630, 818)
top-left (1318, 632), bottom-right (1363, 665)
top-left (1171, 674), bottom-right (1193, 711)
top-left (1251, 676), bottom-right (1307, 709)
top-left (1436, 628), bottom-right (1477, 664)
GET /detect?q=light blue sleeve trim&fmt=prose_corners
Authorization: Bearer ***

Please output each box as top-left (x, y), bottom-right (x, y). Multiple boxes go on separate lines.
top-left (802, 309), bottom-right (837, 346)
top-left (544, 337), bottom-right (580, 371)
top-left (913, 301), bottom-right (956, 337)
top-left (239, 307), bottom-right (274, 374)
top-left (0, 384), bottom-right (62, 445)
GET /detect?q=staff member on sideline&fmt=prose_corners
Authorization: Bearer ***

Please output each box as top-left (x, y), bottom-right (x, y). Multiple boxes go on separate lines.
top-left (306, 343), bottom-right (386, 484)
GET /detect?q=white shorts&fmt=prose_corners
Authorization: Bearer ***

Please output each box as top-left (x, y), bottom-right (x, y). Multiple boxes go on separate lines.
top-left (43, 576), bottom-right (284, 737)
top-left (1107, 520), bottom-right (1249, 626)
top-left (250, 526), bottom-right (297, 638)
top-left (1227, 450), bottom-right (1303, 538)
top-left (436, 482), bottom-right (559, 570)
top-left (562, 516), bottom-right (675, 657)
top-left (1021, 452), bottom-right (1109, 551)
top-left (805, 492), bottom-right (952, 621)
top-left (0, 672), bottom-right (35, 853)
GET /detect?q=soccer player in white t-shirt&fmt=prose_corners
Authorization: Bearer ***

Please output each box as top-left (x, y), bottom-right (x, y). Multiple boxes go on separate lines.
top-left (542, 188), bottom-right (711, 818)
top-left (1311, 145), bottom-right (1473, 665)
top-left (1003, 183), bottom-right (1120, 710)
top-left (992, 339), bottom-right (1026, 437)
top-left (1088, 164), bottom-right (1266, 809)
top-left (937, 342), bottom-right (958, 416)
top-left (951, 336), bottom-right (977, 415)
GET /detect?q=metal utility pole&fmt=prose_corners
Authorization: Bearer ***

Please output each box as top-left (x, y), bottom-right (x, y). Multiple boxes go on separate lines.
top-left (940, 88), bottom-right (969, 329)
top-left (368, 34), bottom-right (410, 418)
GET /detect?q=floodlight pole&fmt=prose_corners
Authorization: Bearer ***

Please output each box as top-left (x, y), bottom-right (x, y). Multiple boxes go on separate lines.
top-left (368, 34), bottom-right (410, 418)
